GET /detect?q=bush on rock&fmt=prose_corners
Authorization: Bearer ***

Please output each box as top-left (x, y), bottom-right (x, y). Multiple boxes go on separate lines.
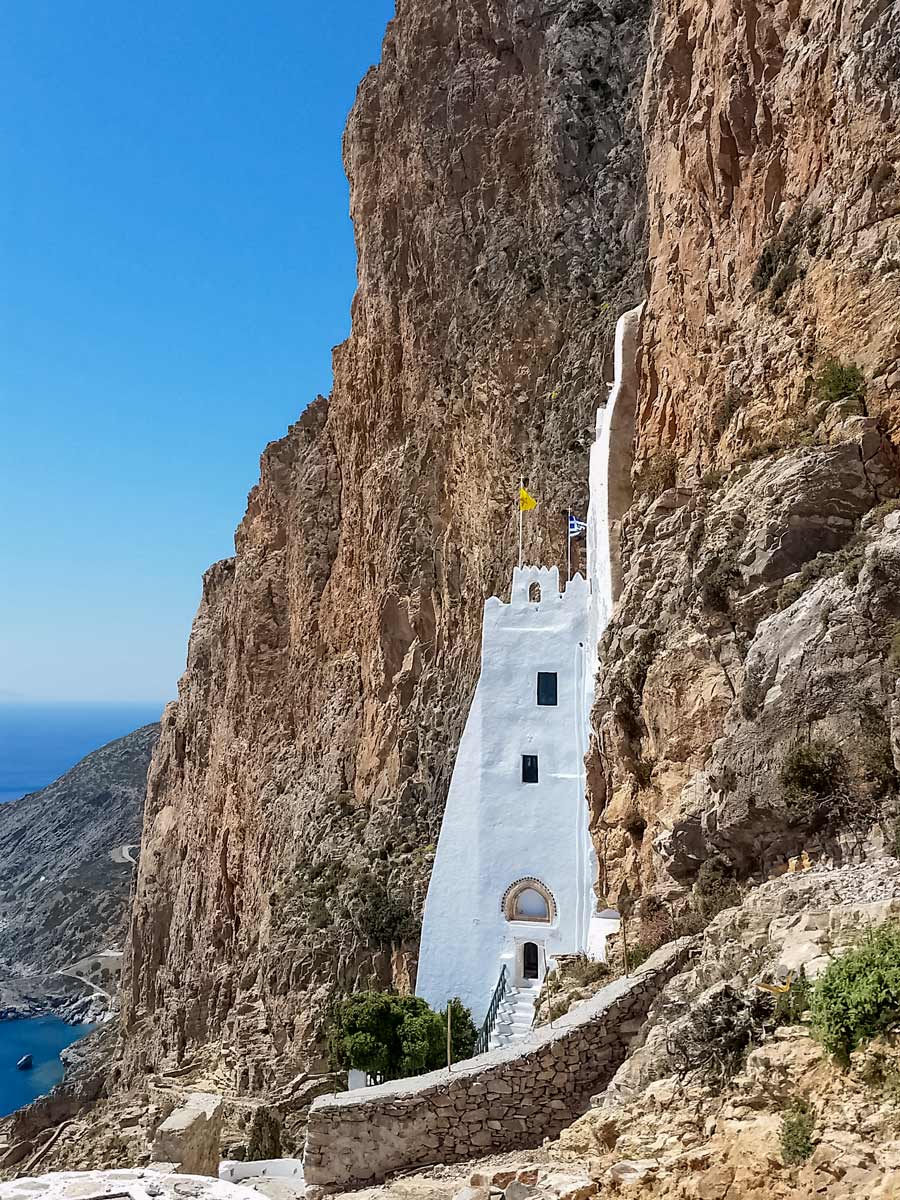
top-left (667, 985), bottom-right (773, 1090)
top-left (781, 1098), bottom-right (817, 1164)
top-left (811, 923), bottom-right (900, 1063)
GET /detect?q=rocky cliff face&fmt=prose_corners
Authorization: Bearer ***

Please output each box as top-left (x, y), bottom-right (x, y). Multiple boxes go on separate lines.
top-left (640, 0), bottom-right (900, 459)
top-left (0, 724), bottom-right (156, 980)
top-left (589, 0), bottom-right (900, 906)
top-left (120, 0), bottom-right (651, 1090)
top-left (119, 0), bottom-right (900, 1101)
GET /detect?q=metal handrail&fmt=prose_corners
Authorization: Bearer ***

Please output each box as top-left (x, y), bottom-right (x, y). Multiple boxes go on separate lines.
top-left (474, 964), bottom-right (509, 1055)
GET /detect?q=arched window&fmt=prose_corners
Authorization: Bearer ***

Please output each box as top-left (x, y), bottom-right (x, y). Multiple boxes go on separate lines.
top-left (501, 878), bottom-right (556, 924)
top-left (529, 583), bottom-right (541, 603)
top-left (515, 888), bottom-right (549, 920)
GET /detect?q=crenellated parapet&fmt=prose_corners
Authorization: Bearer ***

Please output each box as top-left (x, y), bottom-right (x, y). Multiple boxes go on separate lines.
top-left (483, 566), bottom-right (590, 611)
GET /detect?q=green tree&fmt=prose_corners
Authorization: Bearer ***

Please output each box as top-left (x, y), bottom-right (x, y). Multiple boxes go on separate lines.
top-left (445, 996), bottom-right (477, 1061)
top-left (328, 991), bottom-right (477, 1081)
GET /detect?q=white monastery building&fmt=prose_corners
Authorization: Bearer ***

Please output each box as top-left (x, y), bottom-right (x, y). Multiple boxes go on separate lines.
top-left (416, 305), bottom-right (644, 1044)
top-left (415, 567), bottom-right (594, 1029)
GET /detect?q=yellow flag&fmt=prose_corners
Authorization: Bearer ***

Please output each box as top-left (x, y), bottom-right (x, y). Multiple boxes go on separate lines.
top-left (519, 486), bottom-right (537, 512)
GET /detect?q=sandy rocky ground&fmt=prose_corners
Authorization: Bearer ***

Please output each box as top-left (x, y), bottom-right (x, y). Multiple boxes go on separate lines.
top-left (7, 859), bottom-right (900, 1198)
top-left (298, 857), bottom-right (900, 1200)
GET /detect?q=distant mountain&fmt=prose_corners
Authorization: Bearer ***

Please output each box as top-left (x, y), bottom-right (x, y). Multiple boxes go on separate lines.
top-left (0, 725), bottom-right (158, 979)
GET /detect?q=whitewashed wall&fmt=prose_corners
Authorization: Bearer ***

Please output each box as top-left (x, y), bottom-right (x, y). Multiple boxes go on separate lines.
top-left (585, 302), bottom-right (644, 683)
top-left (416, 567), bottom-right (593, 1022)
top-left (417, 305), bottom-right (643, 1026)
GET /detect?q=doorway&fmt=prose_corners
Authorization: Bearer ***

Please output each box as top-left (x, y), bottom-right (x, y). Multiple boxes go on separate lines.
top-left (523, 941), bottom-right (539, 980)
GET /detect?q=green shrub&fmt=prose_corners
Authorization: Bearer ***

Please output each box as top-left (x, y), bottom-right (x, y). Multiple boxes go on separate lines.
top-left (770, 259), bottom-right (801, 307)
top-left (626, 941), bottom-right (654, 971)
top-left (633, 757), bottom-right (654, 787)
top-left (780, 737), bottom-right (848, 825)
top-left (328, 992), bottom-right (476, 1081)
top-left (741, 660), bottom-right (766, 720)
top-left (547, 996), bottom-right (571, 1022)
top-left (549, 953), bottom-right (612, 992)
top-left (856, 731), bottom-right (898, 800)
top-left (753, 209), bottom-right (822, 295)
top-left (634, 450), bottom-right (677, 500)
top-left (635, 895), bottom-right (675, 957)
top-left (776, 534), bottom-right (866, 610)
top-left (773, 968), bottom-right (812, 1027)
top-left (813, 360), bottom-right (866, 410)
top-left (866, 499), bottom-right (900, 530)
top-left (691, 856), bottom-right (741, 922)
top-left (753, 214), bottom-right (805, 292)
top-left (699, 555), bottom-right (740, 612)
top-left (781, 1098), bottom-right (816, 1164)
top-left (607, 634), bottom-right (658, 739)
top-left (811, 923), bottom-right (900, 1062)
top-left (444, 996), bottom-right (477, 1061)
top-left (568, 955), bottom-right (611, 988)
top-left (354, 886), bottom-right (419, 945)
top-left (676, 907), bottom-right (709, 937)
top-left (711, 390), bottom-right (744, 436)
top-left (781, 738), bottom-right (844, 801)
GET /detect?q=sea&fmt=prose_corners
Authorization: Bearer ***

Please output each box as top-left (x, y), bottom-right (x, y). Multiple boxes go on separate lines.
top-left (0, 701), bottom-right (164, 805)
top-left (0, 1016), bottom-right (98, 1117)
top-left (0, 701), bottom-right (163, 1116)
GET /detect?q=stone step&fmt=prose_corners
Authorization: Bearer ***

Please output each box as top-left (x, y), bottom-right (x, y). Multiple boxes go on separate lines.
top-left (487, 983), bottom-right (540, 1050)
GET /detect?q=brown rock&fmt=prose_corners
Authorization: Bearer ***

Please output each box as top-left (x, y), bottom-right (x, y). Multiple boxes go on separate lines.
top-left (117, 0), bottom-right (651, 1093)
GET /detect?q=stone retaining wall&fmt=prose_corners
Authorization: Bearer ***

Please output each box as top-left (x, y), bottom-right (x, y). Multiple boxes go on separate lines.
top-left (304, 942), bottom-right (692, 1191)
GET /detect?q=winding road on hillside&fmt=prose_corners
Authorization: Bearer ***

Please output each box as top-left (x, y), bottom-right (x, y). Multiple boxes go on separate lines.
top-left (55, 970), bottom-right (111, 1002)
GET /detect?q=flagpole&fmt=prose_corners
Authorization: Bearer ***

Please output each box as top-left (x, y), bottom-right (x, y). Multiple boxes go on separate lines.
top-left (518, 476), bottom-right (524, 569)
top-left (566, 508), bottom-right (571, 584)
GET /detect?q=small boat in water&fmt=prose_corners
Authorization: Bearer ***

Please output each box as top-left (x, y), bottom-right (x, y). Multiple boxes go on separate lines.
top-left (16, 1054), bottom-right (32, 1070)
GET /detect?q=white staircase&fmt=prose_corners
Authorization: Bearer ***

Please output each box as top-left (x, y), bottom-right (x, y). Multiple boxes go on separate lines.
top-left (489, 982), bottom-right (541, 1049)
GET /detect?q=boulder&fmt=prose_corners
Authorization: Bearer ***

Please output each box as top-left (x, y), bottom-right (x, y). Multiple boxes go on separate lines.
top-left (604, 1160), bottom-right (657, 1187)
top-left (151, 1091), bottom-right (225, 1176)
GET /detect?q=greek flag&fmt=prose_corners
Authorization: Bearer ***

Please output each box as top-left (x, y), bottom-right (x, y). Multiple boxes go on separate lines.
top-left (568, 514), bottom-right (587, 539)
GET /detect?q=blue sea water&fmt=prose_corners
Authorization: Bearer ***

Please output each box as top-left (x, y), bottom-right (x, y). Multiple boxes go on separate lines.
top-left (0, 702), bottom-right (164, 804)
top-left (0, 1017), bottom-right (96, 1117)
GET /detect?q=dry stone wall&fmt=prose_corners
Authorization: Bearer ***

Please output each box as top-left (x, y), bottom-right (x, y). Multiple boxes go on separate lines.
top-left (303, 943), bottom-right (690, 1191)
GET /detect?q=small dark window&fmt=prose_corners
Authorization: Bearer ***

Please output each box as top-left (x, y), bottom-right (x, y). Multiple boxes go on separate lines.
top-left (537, 672), bottom-right (558, 706)
top-left (522, 754), bottom-right (539, 784)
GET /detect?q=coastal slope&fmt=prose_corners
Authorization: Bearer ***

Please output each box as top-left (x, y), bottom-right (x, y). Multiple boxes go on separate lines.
top-left (0, 724), bottom-right (158, 982)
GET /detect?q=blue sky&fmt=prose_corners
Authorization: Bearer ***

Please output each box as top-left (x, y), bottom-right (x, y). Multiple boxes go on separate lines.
top-left (0, 1), bottom-right (396, 703)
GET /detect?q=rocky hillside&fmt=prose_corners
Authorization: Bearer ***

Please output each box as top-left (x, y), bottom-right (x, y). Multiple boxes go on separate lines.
top-left (588, 0), bottom-right (900, 907)
top-left (119, 0), bottom-right (651, 1090)
top-left (0, 725), bottom-right (157, 979)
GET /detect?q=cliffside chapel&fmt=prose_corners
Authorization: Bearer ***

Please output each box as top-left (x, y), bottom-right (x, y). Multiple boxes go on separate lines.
top-left (416, 305), bottom-right (643, 1044)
